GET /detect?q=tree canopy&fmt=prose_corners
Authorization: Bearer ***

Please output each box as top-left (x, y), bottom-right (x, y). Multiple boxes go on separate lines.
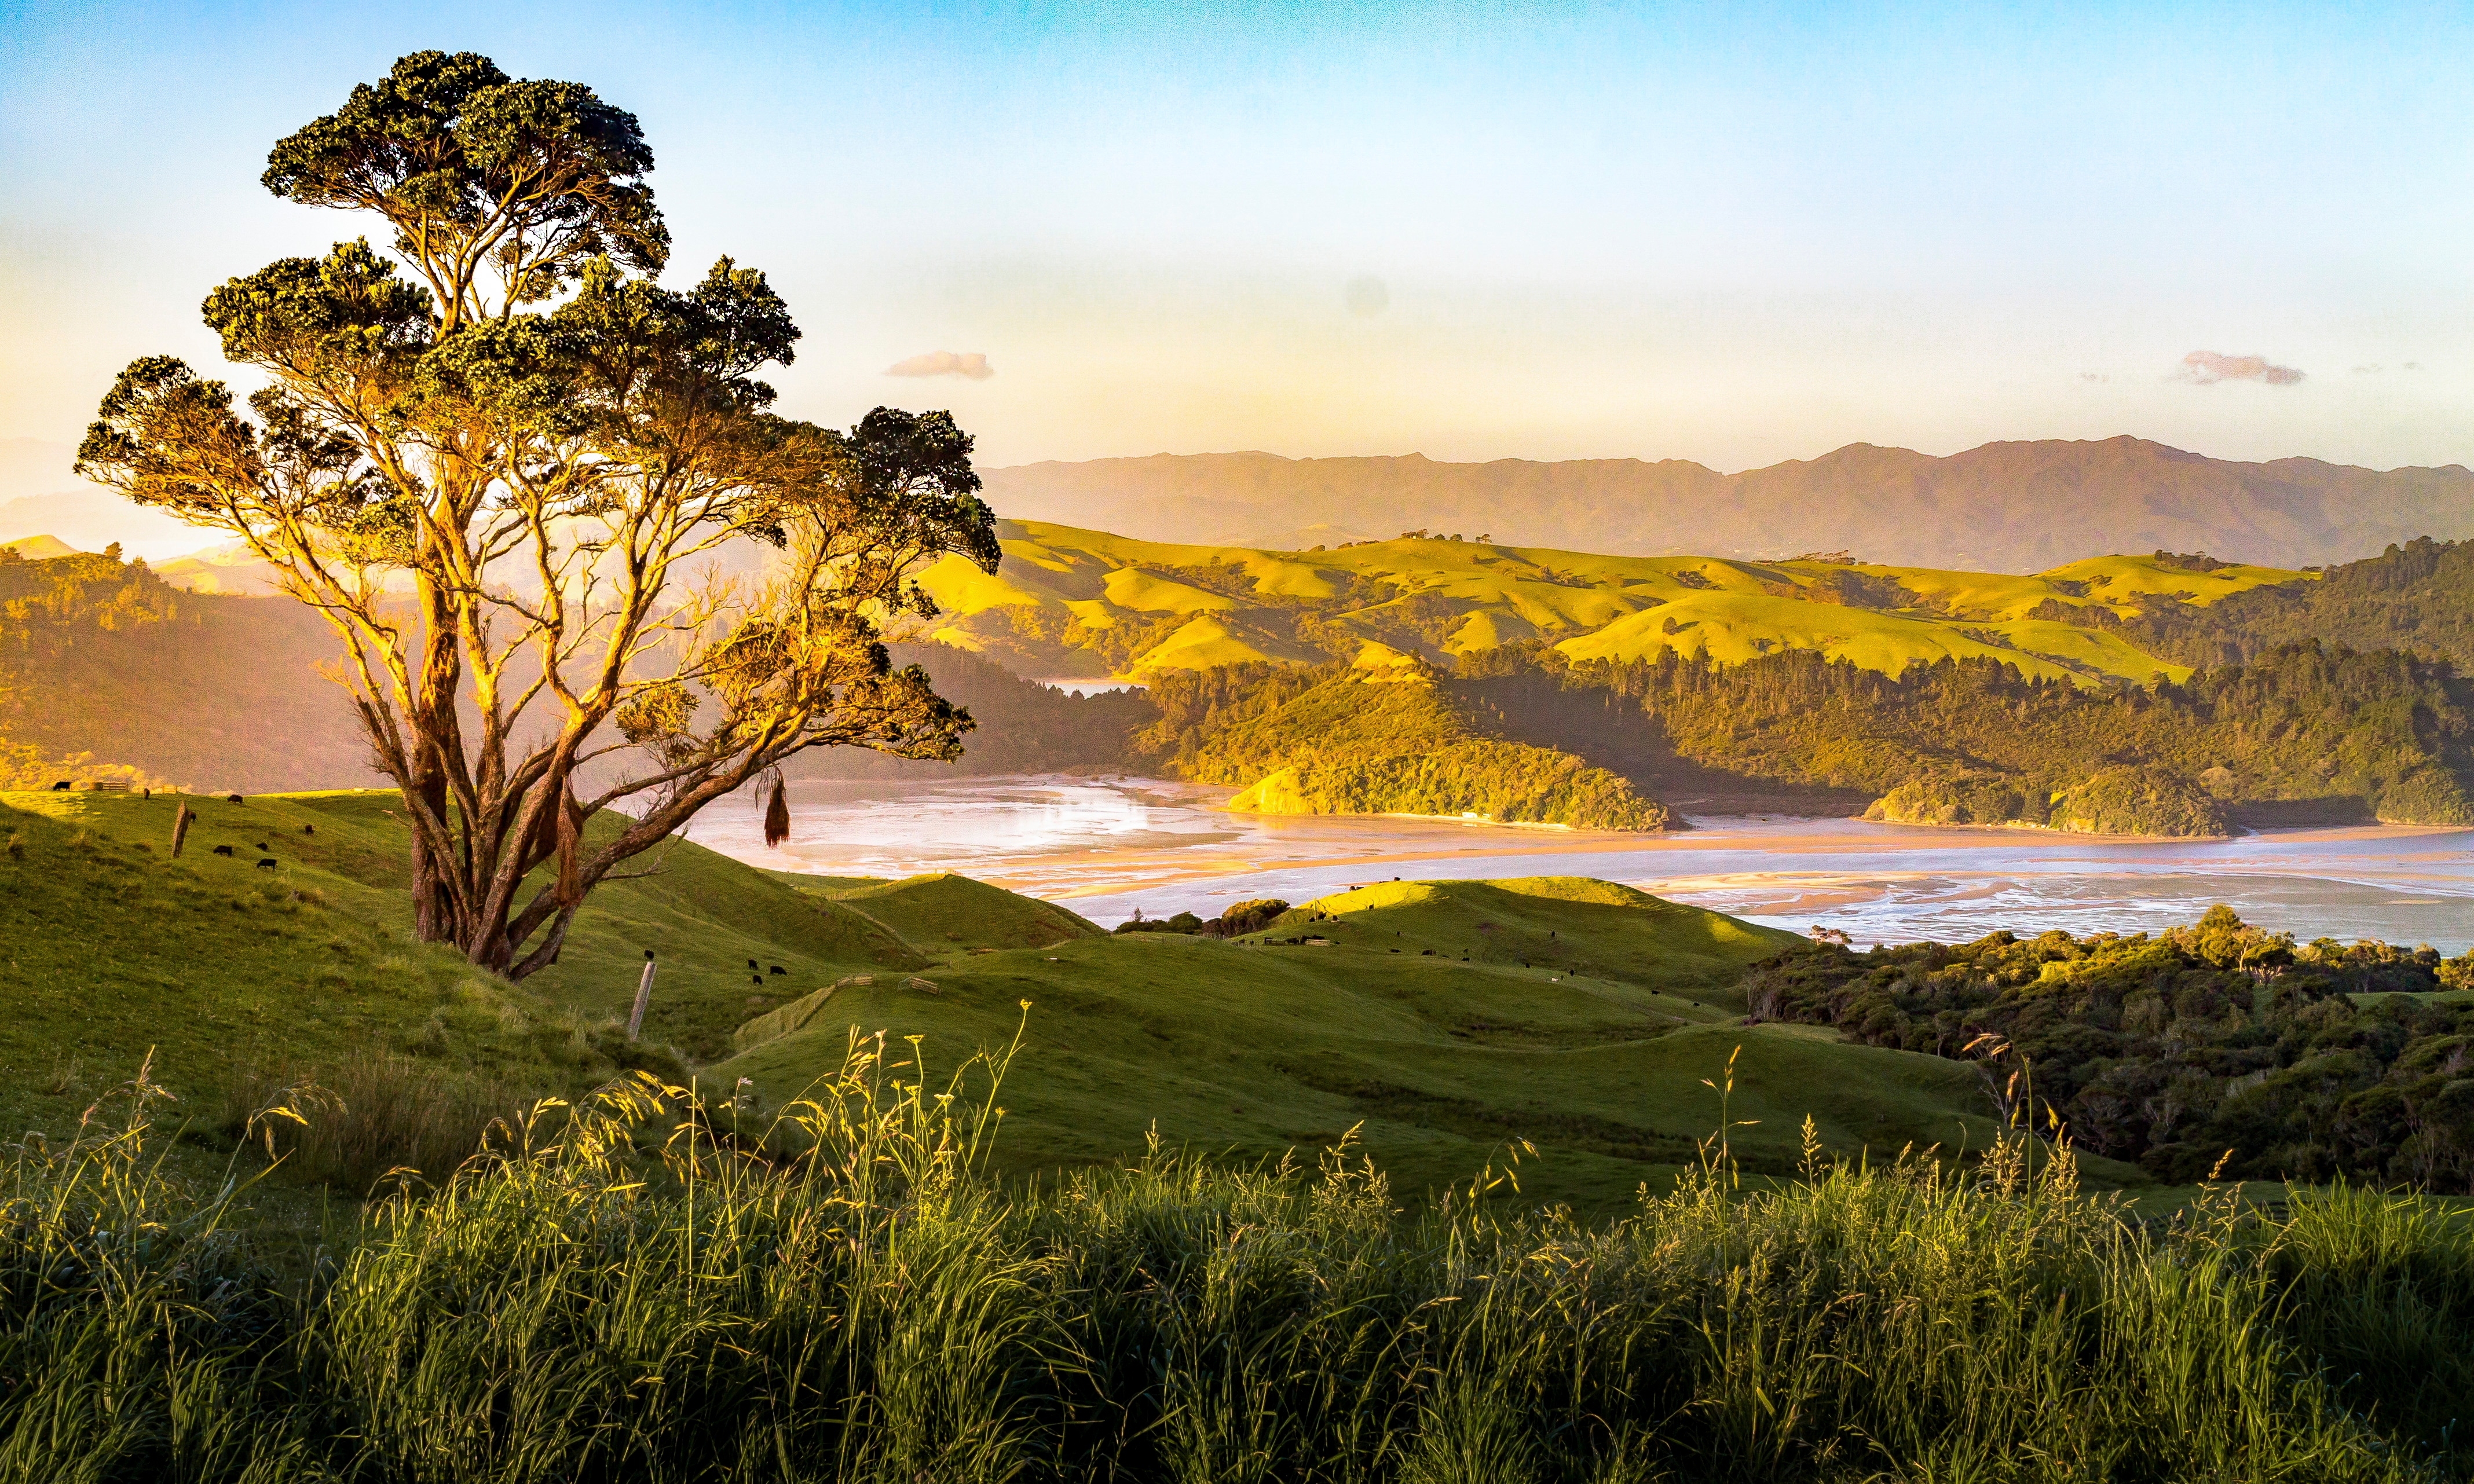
top-left (76, 51), bottom-right (1001, 977)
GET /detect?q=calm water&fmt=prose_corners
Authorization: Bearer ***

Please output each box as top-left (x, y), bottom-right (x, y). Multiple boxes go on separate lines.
top-left (688, 776), bottom-right (2474, 952)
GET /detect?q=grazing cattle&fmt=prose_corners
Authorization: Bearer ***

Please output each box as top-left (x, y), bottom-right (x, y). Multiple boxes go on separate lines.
top-left (750, 974), bottom-right (763, 986)
top-left (226, 794), bottom-right (243, 804)
top-left (769, 965), bottom-right (786, 975)
top-left (254, 842), bottom-right (268, 851)
top-left (50, 781), bottom-right (69, 791)
top-left (255, 858), bottom-right (276, 870)
top-left (212, 844), bottom-right (234, 856)
top-left (301, 824), bottom-right (314, 835)
top-left (746, 958), bottom-right (759, 970)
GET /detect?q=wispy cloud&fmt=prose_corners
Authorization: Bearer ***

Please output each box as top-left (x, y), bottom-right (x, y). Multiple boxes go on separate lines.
top-left (886, 351), bottom-right (994, 380)
top-left (2177, 350), bottom-right (2303, 386)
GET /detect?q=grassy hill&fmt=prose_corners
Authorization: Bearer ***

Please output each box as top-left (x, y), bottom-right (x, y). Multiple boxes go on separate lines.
top-left (915, 519), bottom-right (2305, 687)
top-left (720, 874), bottom-right (2053, 1212)
top-left (1, 787), bottom-right (2042, 1214)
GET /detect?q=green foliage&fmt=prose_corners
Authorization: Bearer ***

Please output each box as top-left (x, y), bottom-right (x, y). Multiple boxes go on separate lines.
top-left (1469, 639), bottom-right (2474, 833)
top-left (78, 50), bottom-right (1002, 979)
top-left (0, 1040), bottom-right (2468, 1481)
top-left (2127, 536), bottom-right (2474, 669)
top-left (1744, 909), bottom-right (2474, 1188)
top-left (1180, 665), bottom-right (1671, 829)
top-left (2047, 763), bottom-right (2231, 835)
top-left (1114, 908), bottom-right (1206, 935)
top-left (1868, 764), bottom-right (2233, 836)
top-left (1109, 899), bottom-right (1293, 937)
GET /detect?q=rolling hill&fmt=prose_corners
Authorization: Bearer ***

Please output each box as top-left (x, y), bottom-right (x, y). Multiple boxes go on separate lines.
top-left (983, 437), bottom-right (2474, 572)
top-left (2, 786), bottom-right (2055, 1213)
top-left (916, 519), bottom-right (2307, 686)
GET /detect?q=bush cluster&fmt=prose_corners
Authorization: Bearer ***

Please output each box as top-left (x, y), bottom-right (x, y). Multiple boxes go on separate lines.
top-left (1744, 907), bottom-right (2474, 1188)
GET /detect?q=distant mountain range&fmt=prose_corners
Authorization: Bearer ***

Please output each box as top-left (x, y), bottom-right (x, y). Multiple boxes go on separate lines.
top-left (982, 437), bottom-right (2474, 572)
top-left (12, 433), bottom-right (2474, 580)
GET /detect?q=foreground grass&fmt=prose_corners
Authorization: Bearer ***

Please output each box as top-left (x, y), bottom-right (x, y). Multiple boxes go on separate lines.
top-left (2, 1038), bottom-right (2467, 1484)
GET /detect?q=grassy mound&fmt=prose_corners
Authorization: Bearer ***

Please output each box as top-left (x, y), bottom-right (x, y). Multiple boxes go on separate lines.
top-left (804, 871), bottom-right (1104, 950)
top-left (1272, 877), bottom-right (1785, 998)
top-left (715, 877), bottom-right (2056, 1212)
top-left (0, 792), bottom-right (601, 1125)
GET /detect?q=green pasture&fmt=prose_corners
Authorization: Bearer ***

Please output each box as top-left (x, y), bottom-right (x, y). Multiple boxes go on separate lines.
top-left (0, 788), bottom-right (2071, 1214)
top-left (912, 519), bottom-right (2310, 685)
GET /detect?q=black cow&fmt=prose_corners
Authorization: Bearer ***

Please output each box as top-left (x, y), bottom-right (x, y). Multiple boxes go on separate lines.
top-left (255, 858), bottom-right (277, 870)
top-left (226, 794), bottom-right (243, 804)
top-left (212, 844), bottom-right (235, 856)
top-left (769, 965), bottom-right (786, 975)
top-left (301, 824), bottom-right (314, 835)
top-left (50, 781), bottom-right (69, 792)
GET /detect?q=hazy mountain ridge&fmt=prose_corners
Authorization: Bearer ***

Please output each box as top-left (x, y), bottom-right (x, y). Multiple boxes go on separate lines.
top-left (983, 437), bottom-right (2474, 571)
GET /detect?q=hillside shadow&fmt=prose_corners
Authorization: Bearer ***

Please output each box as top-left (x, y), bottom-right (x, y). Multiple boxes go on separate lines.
top-left (1451, 675), bottom-right (1875, 818)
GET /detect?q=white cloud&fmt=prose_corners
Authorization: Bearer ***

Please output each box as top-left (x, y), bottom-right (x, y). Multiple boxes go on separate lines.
top-left (2177, 350), bottom-right (2303, 386)
top-left (886, 351), bottom-right (995, 380)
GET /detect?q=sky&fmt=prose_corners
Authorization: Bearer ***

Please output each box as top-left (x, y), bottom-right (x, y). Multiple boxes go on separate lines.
top-left (3, 0), bottom-right (2471, 481)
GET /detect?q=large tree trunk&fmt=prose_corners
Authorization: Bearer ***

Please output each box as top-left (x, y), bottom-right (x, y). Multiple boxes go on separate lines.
top-left (408, 579), bottom-right (463, 946)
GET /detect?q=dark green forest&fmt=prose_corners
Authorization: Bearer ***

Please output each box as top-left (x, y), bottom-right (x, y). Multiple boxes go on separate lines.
top-left (1148, 662), bottom-right (1668, 828)
top-left (1460, 640), bottom-right (2474, 831)
top-left (1744, 908), bottom-right (2474, 1189)
top-left (2122, 537), bottom-right (2474, 669)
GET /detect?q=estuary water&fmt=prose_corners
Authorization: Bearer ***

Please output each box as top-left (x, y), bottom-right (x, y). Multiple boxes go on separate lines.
top-left (686, 775), bottom-right (2474, 952)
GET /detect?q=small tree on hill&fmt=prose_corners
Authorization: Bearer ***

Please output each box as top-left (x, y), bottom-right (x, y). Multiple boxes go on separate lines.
top-left (76, 52), bottom-right (1001, 977)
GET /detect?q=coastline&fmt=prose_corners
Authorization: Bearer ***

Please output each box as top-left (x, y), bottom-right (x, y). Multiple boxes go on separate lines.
top-left (681, 774), bottom-right (2474, 952)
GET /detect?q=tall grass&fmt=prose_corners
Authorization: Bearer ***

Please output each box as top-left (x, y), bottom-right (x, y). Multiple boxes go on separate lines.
top-left (218, 1055), bottom-right (540, 1196)
top-left (0, 1029), bottom-right (2466, 1482)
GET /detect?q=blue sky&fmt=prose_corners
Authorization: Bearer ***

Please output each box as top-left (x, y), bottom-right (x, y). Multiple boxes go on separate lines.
top-left (3, 1), bottom-right (2469, 472)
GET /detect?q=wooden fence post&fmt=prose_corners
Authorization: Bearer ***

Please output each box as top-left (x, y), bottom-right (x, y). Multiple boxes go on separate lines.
top-left (169, 803), bottom-right (192, 859)
top-left (628, 950), bottom-right (658, 1041)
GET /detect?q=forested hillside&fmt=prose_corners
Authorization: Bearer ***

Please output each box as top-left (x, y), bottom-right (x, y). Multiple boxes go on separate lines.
top-left (0, 545), bottom-right (368, 790)
top-left (1461, 642), bottom-right (2474, 833)
top-left (1139, 661), bottom-right (1668, 829)
top-left (2121, 537), bottom-right (2474, 669)
top-left (784, 644), bottom-right (1150, 780)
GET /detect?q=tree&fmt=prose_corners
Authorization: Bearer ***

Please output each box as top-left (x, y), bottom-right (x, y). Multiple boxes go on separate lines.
top-left (76, 52), bottom-right (1001, 978)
